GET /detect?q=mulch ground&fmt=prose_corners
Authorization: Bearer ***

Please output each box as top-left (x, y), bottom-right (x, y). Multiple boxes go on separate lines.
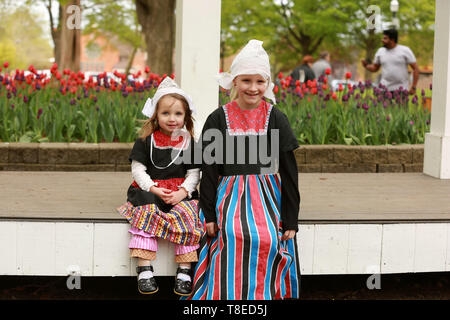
top-left (1, 272), bottom-right (450, 300)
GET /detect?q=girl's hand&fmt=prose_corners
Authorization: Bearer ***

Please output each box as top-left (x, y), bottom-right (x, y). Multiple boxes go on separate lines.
top-left (281, 230), bottom-right (296, 241)
top-left (165, 188), bottom-right (188, 206)
top-left (205, 222), bottom-right (218, 237)
top-left (150, 186), bottom-right (173, 203)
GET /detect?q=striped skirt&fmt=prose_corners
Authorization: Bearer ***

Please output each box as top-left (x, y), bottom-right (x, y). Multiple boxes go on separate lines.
top-left (186, 174), bottom-right (301, 300)
top-left (117, 200), bottom-right (203, 246)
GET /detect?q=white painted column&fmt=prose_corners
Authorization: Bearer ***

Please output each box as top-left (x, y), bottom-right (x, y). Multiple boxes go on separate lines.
top-left (174, 0), bottom-right (222, 138)
top-left (423, 0), bottom-right (450, 179)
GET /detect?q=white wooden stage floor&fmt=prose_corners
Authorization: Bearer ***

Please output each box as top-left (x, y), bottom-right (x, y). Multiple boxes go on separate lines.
top-left (1, 172), bottom-right (450, 276)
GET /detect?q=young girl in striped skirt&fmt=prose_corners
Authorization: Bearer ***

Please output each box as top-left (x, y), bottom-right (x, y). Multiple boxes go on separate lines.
top-left (186, 39), bottom-right (301, 300)
top-left (117, 77), bottom-right (202, 296)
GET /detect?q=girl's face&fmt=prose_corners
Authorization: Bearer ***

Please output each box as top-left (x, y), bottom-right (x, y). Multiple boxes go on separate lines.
top-left (156, 96), bottom-right (186, 136)
top-left (233, 74), bottom-right (268, 109)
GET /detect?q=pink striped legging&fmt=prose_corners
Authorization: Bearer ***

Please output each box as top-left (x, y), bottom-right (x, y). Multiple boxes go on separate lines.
top-left (128, 227), bottom-right (199, 256)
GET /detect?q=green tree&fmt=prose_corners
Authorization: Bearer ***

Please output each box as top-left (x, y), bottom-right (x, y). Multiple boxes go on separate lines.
top-left (84, 0), bottom-right (142, 75)
top-left (0, 5), bottom-right (53, 69)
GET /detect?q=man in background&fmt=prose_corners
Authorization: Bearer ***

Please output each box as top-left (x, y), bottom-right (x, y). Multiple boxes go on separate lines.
top-left (290, 55), bottom-right (315, 84)
top-left (312, 51), bottom-right (332, 82)
top-left (362, 29), bottom-right (419, 94)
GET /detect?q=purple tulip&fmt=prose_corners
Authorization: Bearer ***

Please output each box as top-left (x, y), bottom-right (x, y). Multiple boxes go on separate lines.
top-left (409, 120), bottom-right (414, 125)
top-left (70, 98), bottom-right (76, 105)
top-left (11, 103), bottom-right (15, 109)
top-left (386, 115), bottom-right (391, 122)
top-left (6, 92), bottom-right (11, 99)
top-left (37, 108), bottom-right (43, 119)
top-left (383, 100), bottom-right (388, 108)
top-left (421, 89), bottom-right (425, 96)
top-left (362, 103), bottom-right (369, 111)
top-left (430, 83), bottom-right (432, 90)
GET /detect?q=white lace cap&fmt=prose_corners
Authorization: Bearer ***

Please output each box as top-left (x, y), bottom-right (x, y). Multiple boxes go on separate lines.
top-left (142, 77), bottom-right (196, 118)
top-left (216, 39), bottom-right (276, 104)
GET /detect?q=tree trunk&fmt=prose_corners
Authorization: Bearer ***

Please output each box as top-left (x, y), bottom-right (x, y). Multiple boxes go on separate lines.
top-left (135, 0), bottom-right (175, 75)
top-left (364, 28), bottom-right (378, 81)
top-left (125, 46), bottom-right (138, 76)
top-left (45, 0), bottom-right (62, 67)
top-left (58, 0), bottom-right (81, 72)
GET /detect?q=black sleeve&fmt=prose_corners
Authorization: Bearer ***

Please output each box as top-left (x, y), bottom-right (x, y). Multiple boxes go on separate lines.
top-left (275, 108), bottom-right (299, 152)
top-left (129, 137), bottom-right (150, 167)
top-left (199, 111), bottom-right (222, 224)
top-left (279, 150), bottom-right (300, 232)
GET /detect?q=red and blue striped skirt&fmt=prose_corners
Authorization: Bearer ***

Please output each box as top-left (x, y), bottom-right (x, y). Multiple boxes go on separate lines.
top-left (186, 174), bottom-right (301, 300)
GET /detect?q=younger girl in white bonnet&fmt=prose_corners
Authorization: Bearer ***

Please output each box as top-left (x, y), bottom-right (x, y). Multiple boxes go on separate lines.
top-left (117, 77), bottom-right (202, 296)
top-left (186, 39), bottom-right (301, 300)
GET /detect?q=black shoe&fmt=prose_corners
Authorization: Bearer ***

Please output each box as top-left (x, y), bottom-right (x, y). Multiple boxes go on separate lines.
top-left (136, 265), bottom-right (158, 294)
top-left (174, 267), bottom-right (192, 296)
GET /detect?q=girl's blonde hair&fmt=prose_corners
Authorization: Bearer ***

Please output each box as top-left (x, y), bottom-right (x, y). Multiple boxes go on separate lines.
top-left (139, 93), bottom-right (194, 140)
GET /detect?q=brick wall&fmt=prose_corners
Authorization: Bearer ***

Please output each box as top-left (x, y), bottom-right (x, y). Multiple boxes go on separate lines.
top-left (0, 143), bottom-right (424, 173)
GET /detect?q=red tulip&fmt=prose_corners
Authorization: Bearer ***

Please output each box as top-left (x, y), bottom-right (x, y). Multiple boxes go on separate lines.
top-left (311, 87), bottom-right (318, 95)
top-left (274, 85), bottom-right (279, 94)
top-left (277, 72), bottom-right (283, 79)
top-left (325, 68), bottom-right (331, 75)
top-left (338, 84), bottom-right (343, 91)
top-left (3, 62), bottom-right (9, 68)
top-left (323, 77), bottom-right (328, 84)
top-left (332, 92), bottom-right (337, 100)
top-left (345, 72), bottom-right (352, 79)
top-left (144, 66), bottom-right (150, 73)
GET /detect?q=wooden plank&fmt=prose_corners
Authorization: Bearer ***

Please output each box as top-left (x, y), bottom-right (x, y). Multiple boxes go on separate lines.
top-left (16, 222), bottom-right (55, 275)
top-left (150, 240), bottom-right (178, 276)
top-left (414, 223), bottom-right (447, 272)
top-left (0, 222), bottom-right (17, 275)
top-left (446, 224), bottom-right (450, 272)
top-left (1, 172), bottom-right (450, 222)
top-left (55, 222), bottom-right (94, 276)
top-left (381, 224), bottom-right (416, 273)
top-left (347, 224), bottom-right (382, 274)
top-left (93, 223), bottom-right (132, 276)
top-left (297, 225), bottom-right (314, 275)
top-left (312, 224), bottom-right (349, 274)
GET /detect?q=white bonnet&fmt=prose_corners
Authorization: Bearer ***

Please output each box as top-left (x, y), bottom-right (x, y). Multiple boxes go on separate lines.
top-left (142, 77), bottom-right (196, 118)
top-left (216, 39), bottom-right (276, 104)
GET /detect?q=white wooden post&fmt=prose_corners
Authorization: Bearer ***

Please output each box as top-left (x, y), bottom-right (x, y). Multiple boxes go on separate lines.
top-left (174, 0), bottom-right (222, 138)
top-left (423, 0), bottom-right (450, 179)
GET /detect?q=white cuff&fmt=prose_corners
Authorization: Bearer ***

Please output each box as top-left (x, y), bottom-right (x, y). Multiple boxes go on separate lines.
top-left (131, 160), bottom-right (157, 191)
top-left (179, 168), bottom-right (200, 198)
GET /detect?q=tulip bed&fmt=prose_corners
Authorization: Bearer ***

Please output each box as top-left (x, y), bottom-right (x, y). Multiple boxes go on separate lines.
top-left (1, 63), bottom-right (431, 145)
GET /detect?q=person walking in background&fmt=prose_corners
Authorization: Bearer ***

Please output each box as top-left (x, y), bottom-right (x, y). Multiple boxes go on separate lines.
top-left (290, 55), bottom-right (316, 84)
top-left (312, 51), bottom-right (332, 82)
top-left (361, 28), bottom-right (419, 95)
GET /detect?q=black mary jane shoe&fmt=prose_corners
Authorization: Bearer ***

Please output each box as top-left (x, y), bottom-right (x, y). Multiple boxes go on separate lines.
top-left (136, 265), bottom-right (158, 295)
top-left (174, 267), bottom-right (192, 296)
